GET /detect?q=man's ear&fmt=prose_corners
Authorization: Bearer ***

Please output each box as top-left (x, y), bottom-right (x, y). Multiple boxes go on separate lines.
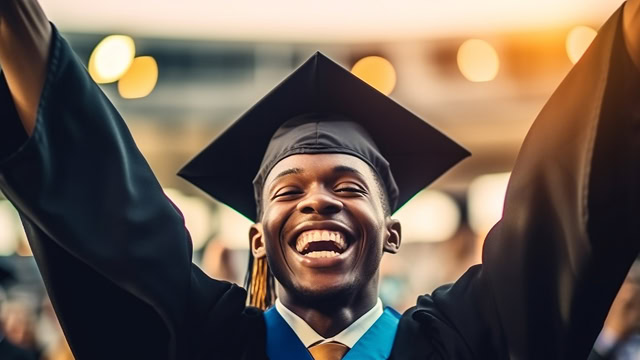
top-left (250, 223), bottom-right (266, 258)
top-left (383, 217), bottom-right (401, 254)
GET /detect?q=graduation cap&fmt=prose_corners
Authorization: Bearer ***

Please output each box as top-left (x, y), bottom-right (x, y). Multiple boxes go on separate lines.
top-left (178, 52), bottom-right (470, 222)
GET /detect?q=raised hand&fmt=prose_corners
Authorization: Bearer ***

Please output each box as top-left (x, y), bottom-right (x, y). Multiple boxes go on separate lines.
top-left (0, 0), bottom-right (51, 135)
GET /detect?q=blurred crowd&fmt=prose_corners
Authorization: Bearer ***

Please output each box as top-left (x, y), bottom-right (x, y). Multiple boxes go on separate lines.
top-left (589, 260), bottom-right (640, 360)
top-left (0, 256), bottom-right (73, 360)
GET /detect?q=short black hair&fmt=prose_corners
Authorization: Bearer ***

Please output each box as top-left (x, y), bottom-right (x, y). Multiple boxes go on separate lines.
top-left (371, 170), bottom-right (391, 217)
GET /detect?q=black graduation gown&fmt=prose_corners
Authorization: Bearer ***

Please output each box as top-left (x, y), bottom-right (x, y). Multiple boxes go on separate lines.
top-left (0, 5), bottom-right (638, 360)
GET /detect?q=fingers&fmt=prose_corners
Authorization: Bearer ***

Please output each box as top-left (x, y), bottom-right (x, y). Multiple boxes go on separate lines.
top-left (0, 0), bottom-right (51, 135)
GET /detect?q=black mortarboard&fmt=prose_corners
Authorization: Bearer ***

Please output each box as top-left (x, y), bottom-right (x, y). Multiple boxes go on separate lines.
top-left (178, 52), bottom-right (469, 222)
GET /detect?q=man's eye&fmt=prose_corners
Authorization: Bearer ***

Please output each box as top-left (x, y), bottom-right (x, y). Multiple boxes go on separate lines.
top-left (274, 189), bottom-right (302, 198)
top-left (335, 186), bottom-right (365, 194)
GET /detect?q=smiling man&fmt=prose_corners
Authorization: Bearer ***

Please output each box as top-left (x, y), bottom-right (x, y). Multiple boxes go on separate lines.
top-left (1, 1), bottom-right (640, 360)
top-left (176, 76), bottom-right (468, 358)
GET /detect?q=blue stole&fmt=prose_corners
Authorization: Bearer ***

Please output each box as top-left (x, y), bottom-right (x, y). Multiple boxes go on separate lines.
top-left (264, 306), bottom-right (400, 360)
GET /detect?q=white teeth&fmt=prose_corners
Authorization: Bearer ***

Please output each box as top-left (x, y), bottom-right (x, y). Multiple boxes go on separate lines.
top-left (305, 251), bottom-right (340, 258)
top-left (295, 230), bottom-right (347, 254)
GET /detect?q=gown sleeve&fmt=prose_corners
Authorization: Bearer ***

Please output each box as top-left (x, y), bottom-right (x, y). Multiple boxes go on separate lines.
top-left (0, 26), bottom-right (263, 360)
top-left (426, 4), bottom-right (640, 359)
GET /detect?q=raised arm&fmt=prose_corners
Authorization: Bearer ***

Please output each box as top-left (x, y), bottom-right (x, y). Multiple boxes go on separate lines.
top-left (0, 3), bottom-right (260, 360)
top-left (421, 2), bottom-right (640, 359)
top-left (485, 3), bottom-right (639, 358)
top-left (0, 0), bottom-right (51, 134)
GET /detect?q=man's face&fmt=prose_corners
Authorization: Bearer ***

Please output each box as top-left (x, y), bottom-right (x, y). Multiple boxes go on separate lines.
top-left (252, 153), bottom-right (400, 304)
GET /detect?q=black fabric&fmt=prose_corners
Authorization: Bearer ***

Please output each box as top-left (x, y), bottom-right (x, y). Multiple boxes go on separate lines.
top-left (253, 113), bottom-right (399, 215)
top-left (0, 69), bottom-right (28, 160)
top-left (480, 5), bottom-right (640, 357)
top-left (0, 5), bottom-right (637, 360)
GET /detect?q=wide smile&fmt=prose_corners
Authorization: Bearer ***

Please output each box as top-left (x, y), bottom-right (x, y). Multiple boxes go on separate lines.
top-left (287, 222), bottom-right (357, 267)
top-left (295, 230), bottom-right (348, 258)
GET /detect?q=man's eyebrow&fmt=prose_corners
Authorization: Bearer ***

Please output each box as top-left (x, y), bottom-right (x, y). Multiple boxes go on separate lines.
top-left (271, 168), bottom-right (304, 182)
top-left (332, 165), bottom-right (365, 177)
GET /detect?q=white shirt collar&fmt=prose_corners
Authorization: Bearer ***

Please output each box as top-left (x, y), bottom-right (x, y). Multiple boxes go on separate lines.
top-left (274, 297), bottom-right (384, 348)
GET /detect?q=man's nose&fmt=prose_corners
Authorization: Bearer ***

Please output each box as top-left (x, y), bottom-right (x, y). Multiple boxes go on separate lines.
top-left (296, 189), bottom-right (344, 215)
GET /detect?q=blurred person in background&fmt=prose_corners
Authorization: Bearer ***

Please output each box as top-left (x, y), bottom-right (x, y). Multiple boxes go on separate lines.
top-left (1, 299), bottom-right (39, 354)
top-left (38, 298), bottom-right (74, 360)
top-left (589, 259), bottom-right (640, 360)
top-left (0, 260), bottom-right (37, 360)
top-left (1, 1), bottom-right (640, 360)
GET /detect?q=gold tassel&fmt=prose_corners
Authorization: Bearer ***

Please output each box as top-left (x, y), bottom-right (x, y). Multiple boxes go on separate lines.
top-left (249, 256), bottom-right (269, 309)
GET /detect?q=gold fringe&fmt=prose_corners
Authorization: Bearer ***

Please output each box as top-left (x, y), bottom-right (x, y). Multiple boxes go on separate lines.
top-left (249, 256), bottom-right (269, 309)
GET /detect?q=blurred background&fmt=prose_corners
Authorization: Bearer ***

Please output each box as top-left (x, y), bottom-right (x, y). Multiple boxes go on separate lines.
top-left (0, 0), bottom-right (628, 358)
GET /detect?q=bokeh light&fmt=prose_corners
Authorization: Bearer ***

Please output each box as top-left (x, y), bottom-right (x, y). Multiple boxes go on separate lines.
top-left (457, 39), bottom-right (500, 82)
top-left (118, 56), bottom-right (159, 99)
top-left (216, 205), bottom-right (254, 250)
top-left (467, 172), bottom-right (511, 236)
top-left (88, 35), bottom-right (136, 84)
top-left (351, 56), bottom-right (397, 95)
top-left (394, 190), bottom-right (460, 243)
top-left (566, 25), bottom-right (597, 64)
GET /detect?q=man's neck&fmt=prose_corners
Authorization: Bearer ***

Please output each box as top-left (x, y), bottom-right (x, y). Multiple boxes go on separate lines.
top-left (277, 284), bottom-right (379, 338)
